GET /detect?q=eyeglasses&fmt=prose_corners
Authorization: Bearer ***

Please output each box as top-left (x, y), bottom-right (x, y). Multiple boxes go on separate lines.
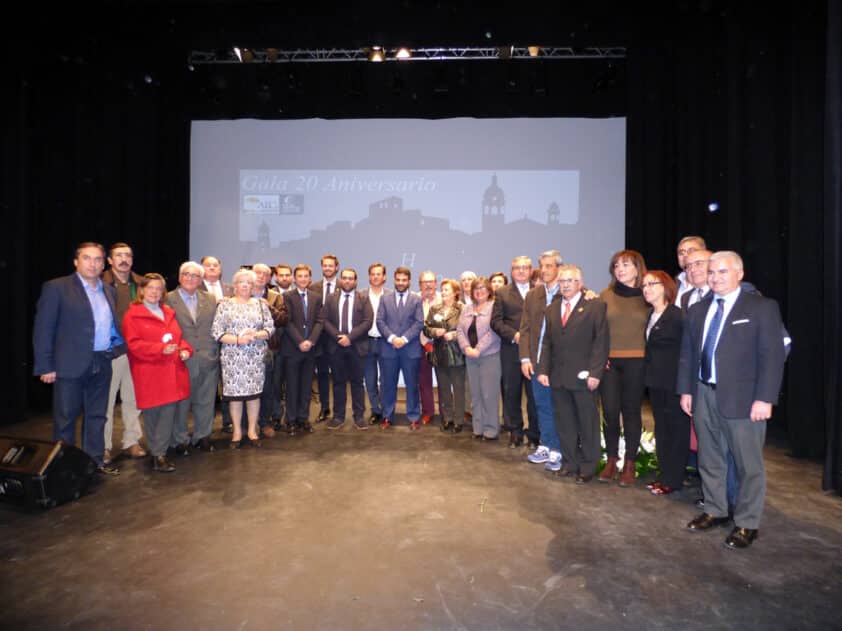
top-left (181, 272), bottom-right (202, 279)
top-left (677, 246), bottom-right (700, 256)
top-left (558, 278), bottom-right (580, 284)
top-left (685, 259), bottom-right (709, 269)
top-left (641, 281), bottom-right (662, 288)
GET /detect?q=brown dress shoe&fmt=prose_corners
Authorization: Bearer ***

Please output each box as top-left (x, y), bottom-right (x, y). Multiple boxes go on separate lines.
top-left (261, 425), bottom-right (276, 438)
top-left (125, 443), bottom-right (147, 458)
top-left (618, 459), bottom-right (636, 487)
top-left (687, 512), bottom-right (732, 531)
top-left (724, 527), bottom-right (759, 549)
top-left (598, 457), bottom-right (619, 483)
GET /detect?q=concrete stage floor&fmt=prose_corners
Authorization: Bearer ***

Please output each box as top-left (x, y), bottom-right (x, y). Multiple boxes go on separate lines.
top-left (1, 400), bottom-right (840, 630)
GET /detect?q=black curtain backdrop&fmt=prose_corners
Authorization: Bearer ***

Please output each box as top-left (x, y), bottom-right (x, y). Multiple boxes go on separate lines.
top-left (3, 2), bottom-right (839, 493)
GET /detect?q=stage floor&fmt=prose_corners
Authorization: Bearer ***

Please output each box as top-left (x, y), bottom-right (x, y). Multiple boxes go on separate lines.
top-left (1, 401), bottom-right (840, 630)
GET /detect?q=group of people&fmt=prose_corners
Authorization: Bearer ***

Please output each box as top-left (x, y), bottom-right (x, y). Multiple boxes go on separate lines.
top-left (33, 236), bottom-right (787, 550)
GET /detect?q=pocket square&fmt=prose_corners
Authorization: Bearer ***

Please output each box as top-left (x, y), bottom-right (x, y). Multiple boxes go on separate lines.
top-left (732, 319), bottom-right (750, 325)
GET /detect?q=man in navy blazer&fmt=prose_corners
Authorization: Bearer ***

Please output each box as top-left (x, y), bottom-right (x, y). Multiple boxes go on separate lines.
top-left (281, 264), bottom-right (324, 435)
top-left (32, 242), bottom-right (123, 474)
top-left (376, 266), bottom-right (424, 429)
top-left (322, 268), bottom-right (374, 430)
top-left (677, 251), bottom-right (786, 549)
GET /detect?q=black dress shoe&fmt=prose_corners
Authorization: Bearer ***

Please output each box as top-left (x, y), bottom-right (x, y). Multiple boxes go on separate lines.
top-left (196, 437), bottom-right (215, 452)
top-left (575, 473), bottom-right (593, 484)
top-left (687, 512), bottom-right (732, 531)
top-left (555, 467), bottom-right (574, 478)
top-left (724, 527), bottom-right (759, 550)
top-left (301, 421), bottom-right (315, 433)
top-left (508, 434), bottom-right (523, 449)
top-left (152, 456), bottom-right (176, 473)
top-left (369, 413), bottom-right (382, 425)
top-left (451, 424), bottom-right (463, 433)
top-left (174, 443), bottom-right (190, 457)
top-left (247, 438), bottom-right (262, 448)
top-left (229, 440), bottom-right (241, 450)
top-left (317, 409), bottom-right (331, 423)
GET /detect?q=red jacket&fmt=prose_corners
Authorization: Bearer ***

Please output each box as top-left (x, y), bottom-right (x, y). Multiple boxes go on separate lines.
top-left (123, 302), bottom-right (193, 409)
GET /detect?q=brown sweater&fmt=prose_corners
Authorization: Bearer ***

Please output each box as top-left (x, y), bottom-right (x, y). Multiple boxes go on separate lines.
top-left (599, 287), bottom-right (648, 358)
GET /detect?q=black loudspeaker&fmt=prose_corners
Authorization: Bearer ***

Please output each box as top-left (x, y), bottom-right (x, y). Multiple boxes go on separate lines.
top-left (0, 437), bottom-right (97, 509)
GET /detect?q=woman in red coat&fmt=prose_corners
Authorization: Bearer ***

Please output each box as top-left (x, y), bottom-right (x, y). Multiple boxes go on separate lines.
top-left (123, 273), bottom-right (193, 472)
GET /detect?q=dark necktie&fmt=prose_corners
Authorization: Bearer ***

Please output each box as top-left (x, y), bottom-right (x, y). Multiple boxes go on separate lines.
top-left (300, 291), bottom-right (308, 320)
top-left (468, 313), bottom-right (479, 347)
top-left (696, 287), bottom-right (704, 304)
top-left (700, 298), bottom-right (724, 383)
top-left (397, 293), bottom-right (405, 313)
top-left (325, 282), bottom-right (332, 301)
top-left (340, 293), bottom-right (351, 334)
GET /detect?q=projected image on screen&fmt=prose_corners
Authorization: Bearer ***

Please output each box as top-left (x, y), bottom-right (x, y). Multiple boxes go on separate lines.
top-left (191, 118), bottom-right (625, 288)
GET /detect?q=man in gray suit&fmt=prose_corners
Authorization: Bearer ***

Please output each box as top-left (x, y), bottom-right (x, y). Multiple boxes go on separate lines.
top-left (678, 251), bottom-right (786, 549)
top-left (166, 261), bottom-right (220, 452)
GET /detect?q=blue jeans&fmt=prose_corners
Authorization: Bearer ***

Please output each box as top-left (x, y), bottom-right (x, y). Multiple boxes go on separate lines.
top-left (530, 378), bottom-right (560, 452)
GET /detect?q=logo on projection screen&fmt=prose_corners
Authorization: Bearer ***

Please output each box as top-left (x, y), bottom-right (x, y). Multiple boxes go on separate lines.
top-left (242, 194), bottom-right (304, 215)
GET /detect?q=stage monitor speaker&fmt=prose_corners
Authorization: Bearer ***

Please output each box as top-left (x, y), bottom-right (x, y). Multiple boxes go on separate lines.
top-left (0, 437), bottom-right (97, 509)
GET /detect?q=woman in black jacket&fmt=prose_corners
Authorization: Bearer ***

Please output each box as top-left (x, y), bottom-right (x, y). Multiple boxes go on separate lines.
top-left (642, 270), bottom-right (690, 495)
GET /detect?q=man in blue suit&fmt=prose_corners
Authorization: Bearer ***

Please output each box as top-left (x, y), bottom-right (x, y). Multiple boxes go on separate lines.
top-left (376, 266), bottom-right (424, 430)
top-left (32, 242), bottom-right (123, 475)
top-left (678, 251), bottom-right (786, 550)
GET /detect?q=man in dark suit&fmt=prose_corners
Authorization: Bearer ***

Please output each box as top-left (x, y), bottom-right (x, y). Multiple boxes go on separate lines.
top-left (492, 255), bottom-right (538, 448)
top-left (678, 251), bottom-right (786, 550)
top-left (32, 242), bottom-right (122, 475)
top-left (310, 254), bottom-right (341, 422)
top-left (322, 268), bottom-right (374, 430)
top-left (537, 265), bottom-right (608, 483)
top-left (253, 263), bottom-right (288, 437)
top-left (281, 264), bottom-right (324, 435)
top-left (165, 261), bottom-right (220, 452)
top-left (199, 255), bottom-right (233, 301)
top-left (376, 266), bottom-right (424, 430)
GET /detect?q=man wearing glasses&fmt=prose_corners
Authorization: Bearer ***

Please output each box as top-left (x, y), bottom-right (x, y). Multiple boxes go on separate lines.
top-left (166, 261), bottom-right (220, 452)
top-left (674, 236), bottom-right (707, 306)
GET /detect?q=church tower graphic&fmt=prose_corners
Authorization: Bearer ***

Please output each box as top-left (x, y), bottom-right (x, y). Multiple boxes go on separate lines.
top-left (257, 220), bottom-right (270, 250)
top-left (482, 174), bottom-right (505, 232)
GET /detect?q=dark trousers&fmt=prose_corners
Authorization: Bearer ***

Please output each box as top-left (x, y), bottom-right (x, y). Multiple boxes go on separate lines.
top-left (599, 356), bottom-right (646, 459)
top-left (552, 386), bottom-right (601, 476)
top-left (435, 364), bottom-right (466, 426)
top-left (315, 349), bottom-right (331, 412)
top-left (259, 351), bottom-right (284, 426)
top-left (286, 353), bottom-right (316, 425)
top-left (53, 351), bottom-right (112, 466)
top-left (649, 387), bottom-right (691, 489)
top-left (364, 337), bottom-right (384, 415)
top-left (143, 401), bottom-right (179, 457)
top-left (499, 343), bottom-right (538, 441)
top-left (419, 352), bottom-right (436, 416)
top-left (330, 347), bottom-right (366, 422)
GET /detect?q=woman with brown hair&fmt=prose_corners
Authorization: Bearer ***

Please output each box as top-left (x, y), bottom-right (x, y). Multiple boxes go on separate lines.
top-left (642, 270), bottom-right (689, 496)
top-left (122, 273), bottom-right (192, 473)
top-left (598, 249), bottom-right (649, 486)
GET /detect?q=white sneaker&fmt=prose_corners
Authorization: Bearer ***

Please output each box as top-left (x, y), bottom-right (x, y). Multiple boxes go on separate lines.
top-left (544, 451), bottom-right (562, 472)
top-left (527, 445), bottom-right (550, 464)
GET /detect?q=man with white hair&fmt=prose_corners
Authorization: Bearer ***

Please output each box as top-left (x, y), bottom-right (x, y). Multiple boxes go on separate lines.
top-left (678, 251), bottom-right (786, 550)
top-left (166, 261), bottom-right (220, 452)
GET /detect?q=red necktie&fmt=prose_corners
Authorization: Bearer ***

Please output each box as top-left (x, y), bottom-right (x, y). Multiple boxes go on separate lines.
top-left (562, 301), bottom-right (571, 327)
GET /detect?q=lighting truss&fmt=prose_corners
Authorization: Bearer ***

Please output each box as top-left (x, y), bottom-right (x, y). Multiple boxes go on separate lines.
top-left (188, 46), bottom-right (626, 65)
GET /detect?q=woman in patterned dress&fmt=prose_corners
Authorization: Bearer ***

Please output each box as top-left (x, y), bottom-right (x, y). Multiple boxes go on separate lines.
top-left (211, 268), bottom-right (274, 448)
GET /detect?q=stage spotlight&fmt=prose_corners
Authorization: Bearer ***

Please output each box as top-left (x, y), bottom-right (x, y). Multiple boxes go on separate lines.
top-left (395, 47), bottom-right (411, 60)
top-left (369, 47), bottom-right (384, 62)
top-left (708, 202), bottom-right (720, 212)
top-left (241, 48), bottom-right (255, 63)
top-left (528, 46), bottom-right (541, 57)
top-left (233, 47), bottom-right (243, 63)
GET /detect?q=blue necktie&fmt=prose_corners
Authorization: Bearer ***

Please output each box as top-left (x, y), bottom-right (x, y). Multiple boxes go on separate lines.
top-left (700, 298), bottom-right (724, 383)
top-left (300, 292), bottom-right (308, 319)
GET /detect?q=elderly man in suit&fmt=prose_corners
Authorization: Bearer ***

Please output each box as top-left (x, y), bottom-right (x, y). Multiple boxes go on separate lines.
top-left (537, 265), bottom-right (608, 483)
top-left (32, 242), bottom-right (123, 475)
top-left (281, 264), bottom-right (324, 435)
top-left (322, 268), bottom-right (374, 430)
top-left (376, 266), bottom-right (425, 430)
top-left (200, 255), bottom-right (233, 301)
top-left (678, 251), bottom-right (786, 550)
top-left (492, 255), bottom-right (538, 448)
top-left (165, 261), bottom-right (220, 453)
